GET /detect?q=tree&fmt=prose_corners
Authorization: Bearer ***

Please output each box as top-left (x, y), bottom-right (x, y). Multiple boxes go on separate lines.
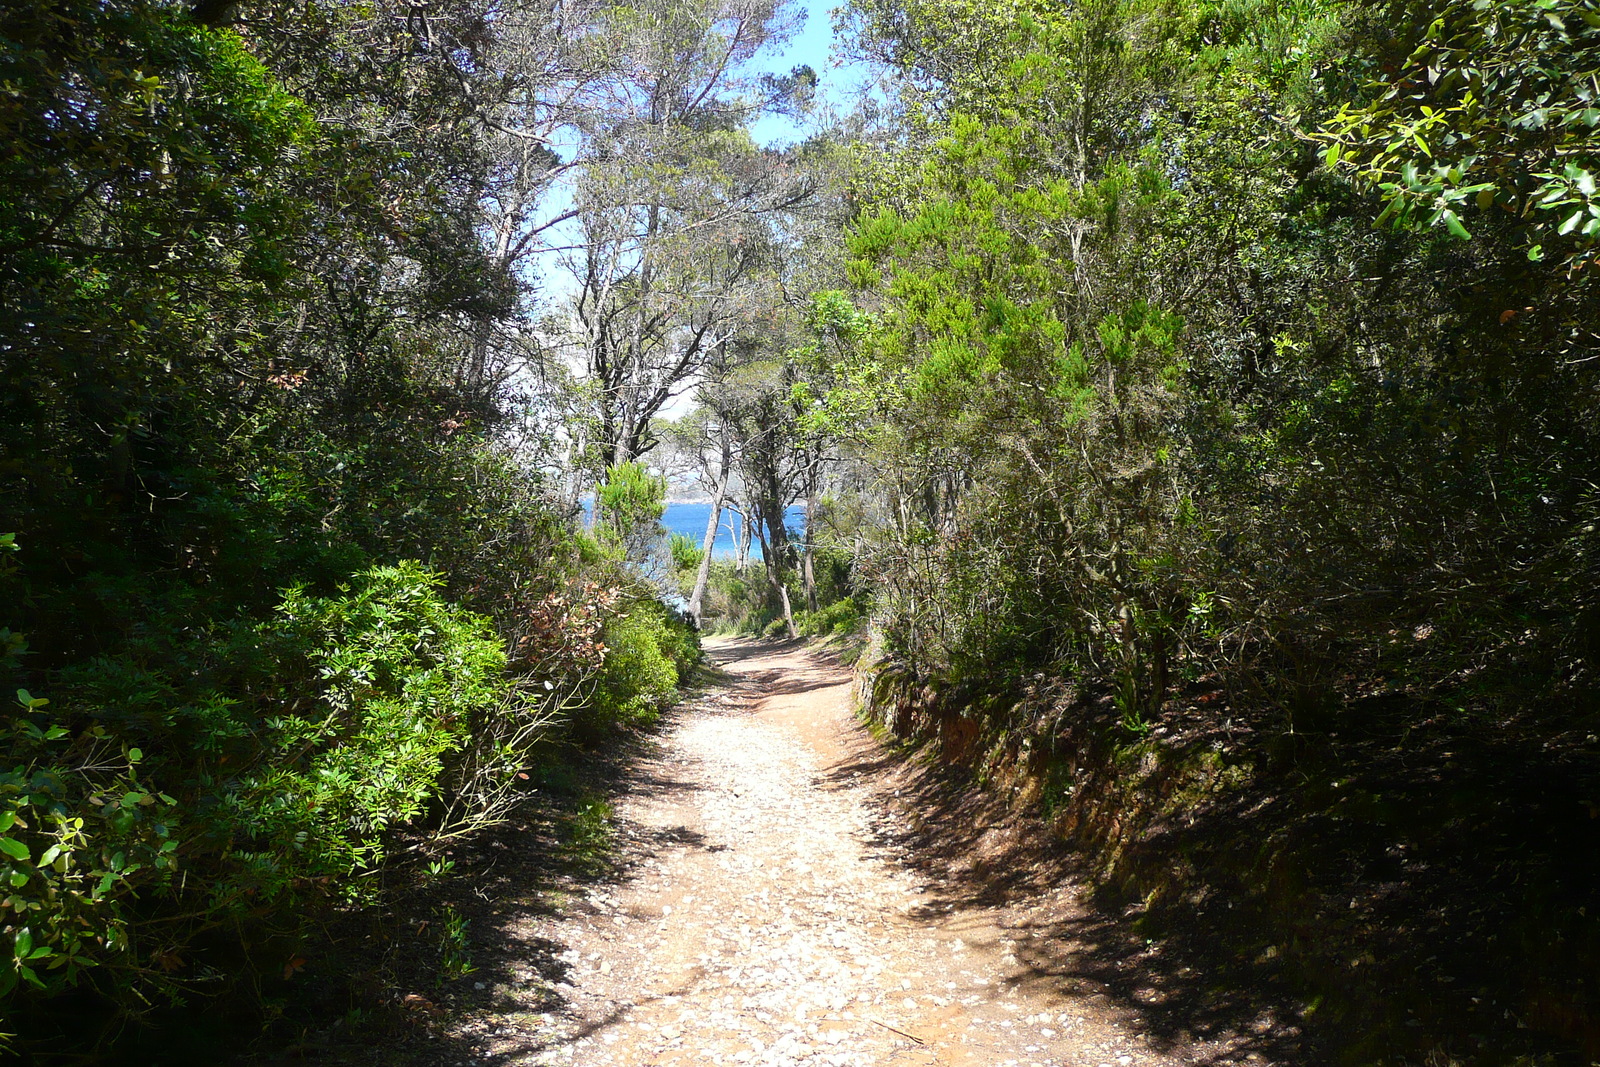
top-left (667, 408), bottom-right (740, 626)
top-left (0, 0), bottom-right (582, 1028)
top-left (465, 0), bottom-right (613, 399)
top-left (596, 460), bottom-right (669, 563)
top-left (548, 0), bottom-right (818, 483)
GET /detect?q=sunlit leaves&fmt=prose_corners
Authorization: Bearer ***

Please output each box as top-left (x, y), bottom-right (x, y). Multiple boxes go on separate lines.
top-left (1316, 0), bottom-right (1600, 269)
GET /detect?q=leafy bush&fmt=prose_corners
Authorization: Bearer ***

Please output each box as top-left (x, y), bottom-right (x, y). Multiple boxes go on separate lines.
top-left (669, 532), bottom-right (705, 572)
top-left (0, 563), bottom-right (543, 1014)
top-left (798, 597), bottom-right (863, 639)
top-left (594, 463), bottom-right (668, 562)
top-left (0, 0), bottom-right (706, 1048)
top-left (583, 598), bottom-right (701, 736)
top-left (694, 559), bottom-right (784, 634)
top-left (0, 691), bottom-right (179, 1001)
top-left (240, 562), bottom-right (515, 889)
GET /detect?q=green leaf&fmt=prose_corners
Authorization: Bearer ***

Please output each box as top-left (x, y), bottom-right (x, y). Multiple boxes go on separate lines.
top-left (1441, 209), bottom-right (1471, 239)
top-left (127, 748), bottom-right (143, 764)
top-left (0, 838), bottom-right (29, 863)
top-left (1528, 243), bottom-right (1545, 261)
top-left (13, 928), bottom-right (31, 959)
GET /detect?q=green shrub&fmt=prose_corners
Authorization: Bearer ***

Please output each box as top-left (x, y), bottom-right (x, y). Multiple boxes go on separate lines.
top-left (695, 559), bottom-right (783, 634)
top-left (584, 598), bottom-right (701, 735)
top-left (0, 562), bottom-right (535, 1012)
top-left (241, 562), bottom-right (514, 889)
top-left (669, 533), bottom-right (704, 572)
top-left (652, 603), bottom-right (704, 677)
top-left (0, 690), bottom-right (179, 1001)
top-left (594, 463), bottom-right (667, 562)
top-left (798, 597), bottom-right (863, 638)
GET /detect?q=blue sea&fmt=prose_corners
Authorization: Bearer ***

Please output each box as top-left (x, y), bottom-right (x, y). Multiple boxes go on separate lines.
top-left (579, 499), bottom-right (805, 559)
top-left (663, 502), bottom-right (806, 559)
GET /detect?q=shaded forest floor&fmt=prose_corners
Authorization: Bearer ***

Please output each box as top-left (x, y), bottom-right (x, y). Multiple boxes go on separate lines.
top-left (866, 651), bottom-right (1600, 1066)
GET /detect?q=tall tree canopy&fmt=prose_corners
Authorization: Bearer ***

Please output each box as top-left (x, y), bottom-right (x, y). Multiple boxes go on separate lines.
top-left (552, 0), bottom-right (819, 475)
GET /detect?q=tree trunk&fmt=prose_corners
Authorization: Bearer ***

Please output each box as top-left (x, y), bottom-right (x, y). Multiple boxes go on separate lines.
top-left (735, 509), bottom-right (752, 573)
top-left (760, 477), bottom-right (797, 639)
top-left (776, 581), bottom-right (797, 639)
top-left (802, 474), bottom-right (818, 614)
top-left (687, 440), bottom-right (731, 628)
top-left (755, 519), bottom-right (797, 640)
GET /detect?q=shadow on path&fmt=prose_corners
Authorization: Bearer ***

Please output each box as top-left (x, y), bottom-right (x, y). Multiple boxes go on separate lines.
top-left (237, 646), bottom-right (757, 1067)
top-left (833, 738), bottom-right (1318, 1066)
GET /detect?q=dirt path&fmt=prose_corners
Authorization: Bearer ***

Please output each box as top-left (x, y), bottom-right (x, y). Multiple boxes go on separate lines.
top-left (454, 640), bottom-right (1274, 1067)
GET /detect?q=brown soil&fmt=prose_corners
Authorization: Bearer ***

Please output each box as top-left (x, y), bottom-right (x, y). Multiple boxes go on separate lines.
top-left (361, 638), bottom-right (1293, 1067)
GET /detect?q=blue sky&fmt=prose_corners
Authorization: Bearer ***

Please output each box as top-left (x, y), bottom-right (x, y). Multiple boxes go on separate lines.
top-left (747, 0), bottom-right (875, 147)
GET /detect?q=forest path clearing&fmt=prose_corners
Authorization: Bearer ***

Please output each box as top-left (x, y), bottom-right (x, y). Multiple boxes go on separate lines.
top-left (461, 640), bottom-right (1267, 1067)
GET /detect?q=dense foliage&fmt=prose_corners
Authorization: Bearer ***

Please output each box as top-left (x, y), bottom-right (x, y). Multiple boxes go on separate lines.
top-left (9, 0), bottom-right (1600, 1057)
top-left (823, 0), bottom-right (1600, 1057)
top-left (1320, 0), bottom-right (1600, 265)
top-left (832, 0), bottom-right (1600, 740)
top-left (0, 0), bottom-right (703, 1045)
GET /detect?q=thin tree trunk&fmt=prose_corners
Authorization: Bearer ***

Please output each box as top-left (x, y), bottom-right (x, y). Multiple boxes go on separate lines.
top-left (763, 481), bottom-right (797, 639)
top-left (688, 440), bottom-right (731, 628)
top-left (735, 510), bottom-right (752, 572)
top-left (755, 520), bottom-right (797, 639)
top-left (776, 582), bottom-right (797, 639)
top-left (802, 471), bottom-right (818, 614)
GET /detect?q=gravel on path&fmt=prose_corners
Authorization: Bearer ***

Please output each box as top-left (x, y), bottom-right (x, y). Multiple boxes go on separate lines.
top-left (456, 640), bottom-right (1269, 1067)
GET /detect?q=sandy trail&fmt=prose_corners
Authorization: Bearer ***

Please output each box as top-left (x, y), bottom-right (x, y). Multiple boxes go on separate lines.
top-left (468, 640), bottom-right (1235, 1067)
